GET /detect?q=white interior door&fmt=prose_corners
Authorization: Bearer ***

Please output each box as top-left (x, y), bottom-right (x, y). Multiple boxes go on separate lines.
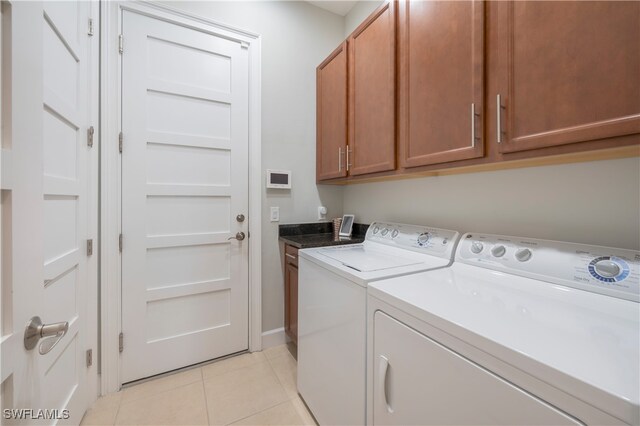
top-left (121, 10), bottom-right (250, 383)
top-left (1, 1), bottom-right (94, 424)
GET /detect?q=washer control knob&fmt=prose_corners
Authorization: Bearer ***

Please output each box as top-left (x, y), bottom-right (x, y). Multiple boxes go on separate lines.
top-left (381, 228), bottom-right (389, 236)
top-left (515, 248), bottom-right (532, 262)
top-left (594, 259), bottom-right (621, 278)
top-left (417, 232), bottom-right (430, 246)
top-left (470, 242), bottom-right (484, 254)
top-left (372, 225), bottom-right (380, 234)
top-left (391, 229), bottom-right (399, 239)
top-left (491, 245), bottom-right (506, 258)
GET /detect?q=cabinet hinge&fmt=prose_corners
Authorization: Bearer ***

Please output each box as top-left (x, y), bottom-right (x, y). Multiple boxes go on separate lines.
top-left (86, 349), bottom-right (93, 367)
top-left (240, 40), bottom-right (249, 49)
top-left (118, 132), bottom-right (123, 153)
top-left (118, 34), bottom-right (123, 54)
top-left (119, 332), bottom-right (124, 353)
top-left (88, 18), bottom-right (94, 36)
top-left (119, 234), bottom-right (123, 253)
top-left (87, 239), bottom-right (93, 256)
top-left (87, 126), bottom-right (94, 147)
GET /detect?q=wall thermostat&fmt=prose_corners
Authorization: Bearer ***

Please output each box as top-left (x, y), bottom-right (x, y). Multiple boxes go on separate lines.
top-left (266, 169), bottom-right (291, 189)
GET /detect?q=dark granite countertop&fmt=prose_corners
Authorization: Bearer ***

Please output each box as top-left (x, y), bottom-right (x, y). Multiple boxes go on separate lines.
top-left (279, 222), bottom-right (368, 249)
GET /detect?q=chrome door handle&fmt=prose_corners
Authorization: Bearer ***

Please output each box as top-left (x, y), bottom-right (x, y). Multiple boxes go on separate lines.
top-left (338, 147), bottom-right (343, 172)
top-left (24, 316), bottom-right (69, 355)
top-left (228, 232), bottom-right (246, 241)
top-left (471, 103), bottom-right (480, 148)
top-left (379, 355), bottom-right (393, 414)
top-left (496, 94), bottom-right (505, 143)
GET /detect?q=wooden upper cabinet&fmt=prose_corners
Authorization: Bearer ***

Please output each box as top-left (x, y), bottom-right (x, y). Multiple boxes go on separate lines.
top-left (348, 1), bottom-right (396, 176)
top-left (399, 0), bottom-right (485, 169)
top-left (495, 1), bottom-right (640, 153)
top-left (317, 42), bottom-right (348, 181)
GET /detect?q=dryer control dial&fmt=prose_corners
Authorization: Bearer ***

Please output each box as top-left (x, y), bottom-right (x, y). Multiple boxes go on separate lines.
top-left (594, 259), bottom-right (621, 278)
top-left (491, 245), bottom-right (506, 258)
top-left (515, 248), bottom-right (532, 262)
top-left (372, 225), bottom-right (380, 234)
top-left (417, 232), bottom-right (431, 246)
top-left (391, 229), bottom-right (399, 239)
top-left (470, 242), bottom-right (484, 254)
top-left (588, 256), bottom-right (630, 283)
top-left (380, 228), bottom-right (389, 236)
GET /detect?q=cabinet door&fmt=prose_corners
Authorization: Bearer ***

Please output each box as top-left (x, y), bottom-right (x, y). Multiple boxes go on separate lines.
top-left (495, 1), bottom-right (640, 153)
top-left (289, 263), bottom-right (298, 343)
top-left (348, 1), bottom-right (396, 176)
top-left (317, 42), bottom-right (348, 181)
top-left (398, 0), bottom-right (485, 168)
top-left (373, 311), bottom-right (582, 425)
top-left (284, 245), bottom-right (297, 342)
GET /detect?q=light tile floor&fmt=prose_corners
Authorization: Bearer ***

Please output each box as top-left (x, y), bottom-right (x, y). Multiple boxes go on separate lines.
top-left (81, 344), bottom-right (316, 426)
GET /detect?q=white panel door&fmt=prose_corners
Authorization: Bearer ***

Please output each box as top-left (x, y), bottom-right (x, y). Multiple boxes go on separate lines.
top-left (1, 1), bottom-right (94, 424)
top-left (372, 311), bottom-right (582, 425)
top-left (121, 11), bottom-right (249, 383)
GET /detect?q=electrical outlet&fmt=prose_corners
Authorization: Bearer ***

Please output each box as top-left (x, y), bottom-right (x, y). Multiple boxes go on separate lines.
top-left (318, 206), bottom-right (327, 220)
top-left (270, 206), bottom-right (279, 222)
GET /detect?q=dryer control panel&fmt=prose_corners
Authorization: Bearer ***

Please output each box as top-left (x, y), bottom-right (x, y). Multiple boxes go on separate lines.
top-left (366, 222), bottom-right (460, 259)
top-left (457, 233), bottom-right (640, 302)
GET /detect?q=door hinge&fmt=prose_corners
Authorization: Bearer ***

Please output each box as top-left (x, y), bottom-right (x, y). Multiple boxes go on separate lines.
top-left (86, 349), bottom-right (93, 367)
top-left (119, 332), bottom-right (124, 353)
top-left (118, 132), bottom-right (123, 153)
top-left (118, 34), bottom-right (123, 54)
top-left (87, 239), bottom-right (93, 256)
top-left (88, 18), bottom-right (94, 36)
top-left (119, 234), bottom-right (123, 252)
top-left (87, 126), bottom-right (94, 147)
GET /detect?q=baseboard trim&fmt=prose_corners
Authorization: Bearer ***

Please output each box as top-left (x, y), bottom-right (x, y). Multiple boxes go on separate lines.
top-left (261, 327), bottom-right (288, 349)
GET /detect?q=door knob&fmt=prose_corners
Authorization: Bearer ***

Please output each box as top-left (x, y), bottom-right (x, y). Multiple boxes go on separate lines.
top-left (228, 232), bottom-right (246, 241)
top-left (24, 316), bottom-right (69, 355)
top-left (236, 214), bottom-right (245, 222)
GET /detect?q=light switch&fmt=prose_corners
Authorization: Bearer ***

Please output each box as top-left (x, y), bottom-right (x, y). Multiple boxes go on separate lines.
top-left (318, 206), bottom-right (327, 220)
top-left (270, 206), bottom-right (279, 222)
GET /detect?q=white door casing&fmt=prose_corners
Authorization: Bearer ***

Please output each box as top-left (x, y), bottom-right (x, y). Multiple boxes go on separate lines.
top-left (1, 1), bottom-right (96, 423)
top-left (120, 10), bottom-right (250, 382)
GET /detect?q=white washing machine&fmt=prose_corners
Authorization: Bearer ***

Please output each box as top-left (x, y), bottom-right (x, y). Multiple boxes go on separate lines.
top-left (367, 233), bottom-right (639, 425)
top-left (297, 222), bottom-right (461, 426)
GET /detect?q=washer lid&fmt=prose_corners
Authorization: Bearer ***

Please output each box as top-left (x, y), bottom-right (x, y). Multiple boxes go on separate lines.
top-left (368, 263), bottom-right (640, 424)
top-left (318, 244), bottom-right (423, 272)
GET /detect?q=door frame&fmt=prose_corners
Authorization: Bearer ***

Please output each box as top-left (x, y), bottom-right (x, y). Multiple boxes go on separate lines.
top-left (99, 0), bottom-right (262, 394)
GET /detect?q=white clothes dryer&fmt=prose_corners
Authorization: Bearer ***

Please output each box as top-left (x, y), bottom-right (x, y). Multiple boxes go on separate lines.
top-left (367, 233), bottom-right (639, 425)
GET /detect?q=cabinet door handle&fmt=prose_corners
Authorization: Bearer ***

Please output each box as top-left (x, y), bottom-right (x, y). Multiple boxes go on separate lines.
top-left (285, 253), bottom-right (297, 260)
top-left (346, 146), bottom-right (352, 171)
top-left (471, 103), bottom-right (480, 148)
top-left (496, 94), bottom-right (504, 144)
top-left (379, 355), bottom-right (393, 414)
top-left (338, 147), bottom-right (342, 172)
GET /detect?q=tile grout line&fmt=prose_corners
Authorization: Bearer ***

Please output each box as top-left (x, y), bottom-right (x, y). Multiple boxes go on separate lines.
top-left (225, 399), bottom-right (293, 426)
top-left (222, 354), bottom-right (290, 425)
top-left (119, 373), bottom-right (203, 406)
top-left (199, 368), bottom-right (213, 426)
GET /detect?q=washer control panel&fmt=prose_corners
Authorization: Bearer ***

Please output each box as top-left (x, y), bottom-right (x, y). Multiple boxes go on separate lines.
top-left (366, 222), bottom-right (460, 259)
top-left (457, 233), bottom-right (640, 302)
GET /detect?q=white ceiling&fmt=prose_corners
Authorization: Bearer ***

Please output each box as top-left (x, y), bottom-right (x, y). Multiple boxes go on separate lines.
top-left (307, 1), bottom-right (359, 16)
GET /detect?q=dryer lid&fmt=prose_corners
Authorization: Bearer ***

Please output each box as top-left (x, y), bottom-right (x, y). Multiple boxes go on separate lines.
top-left (318, 244), bottom-right (423, 272)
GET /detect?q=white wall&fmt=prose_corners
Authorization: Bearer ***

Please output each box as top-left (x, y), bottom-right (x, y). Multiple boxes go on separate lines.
top-left (343, 158), bottom-right (640, 250)
top-left (344, 1), bottom-right (382, 36)
top-left (161, 1), bottom-right (345, 333)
